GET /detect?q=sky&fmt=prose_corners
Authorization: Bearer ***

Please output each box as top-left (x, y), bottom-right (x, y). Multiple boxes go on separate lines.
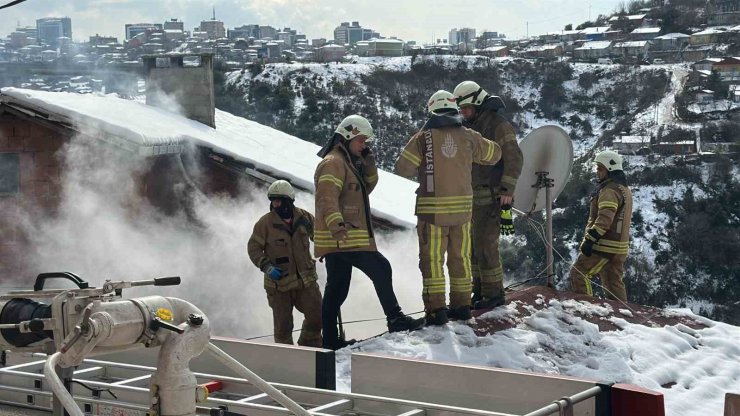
top-left (3, 0), bottom-right (626, 43)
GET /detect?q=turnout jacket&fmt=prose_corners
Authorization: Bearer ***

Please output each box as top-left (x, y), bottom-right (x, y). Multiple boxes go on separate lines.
top-left (314, 143), bottom-right (379, 257)
top-left (247, 207), bottom-right (318, 292)
top-left (395, 113), bottom-right (502, 226)
top-left (585, 174), bottom-right (633, 255)
top-left (467, 97), bottom-right (523, 205)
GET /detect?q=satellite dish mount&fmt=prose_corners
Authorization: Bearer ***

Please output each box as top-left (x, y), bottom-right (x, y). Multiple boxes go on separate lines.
top-left (512, 126), bottom-right (574, 289)
top-left (533, 171), bottom-right (555, 286)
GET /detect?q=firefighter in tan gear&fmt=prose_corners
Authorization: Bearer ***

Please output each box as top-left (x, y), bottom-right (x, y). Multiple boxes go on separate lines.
top-left (453, 81), bottom-right (523, 310)
top-left (315, 115), bottom-right (425, 350)
top-left (570, 150), bottom-right (632, 302)
top-left (247, 180), bottom-right (322, 347)
top-left (395, 91), bottom-right (502, 325)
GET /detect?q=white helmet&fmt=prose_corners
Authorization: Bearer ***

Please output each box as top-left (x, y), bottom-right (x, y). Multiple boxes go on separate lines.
top-left (453, 80), bottom-right (489, 107)
top-left (267, 180), bottom-right (295, 200)
top-left (427, 90), bottom-right (459, 114)
top-left (593, 150), bottom-right (623, 171)
top-left (334, 114), bottom-right (374, 142)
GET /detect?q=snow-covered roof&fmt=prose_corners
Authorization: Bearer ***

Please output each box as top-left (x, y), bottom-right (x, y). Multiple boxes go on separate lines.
top-left (575, 41), bottom-right (612, 50)
top-left (654, 33), bottom-right (690, 40)
top-left (609, 13), bottom-right (647, 21)
top-left (613, 41), bottom-right (649, 48)
top-left (481, 45), bottom-right (508, 51)
top-left (694, 57), bottom-right (724, 64)
top-left (615, 135), bottom-right (650, 143)
top-left (699, 89), bottom-right (715, 94)
top-left (631, 27), bottom-right (661, 34)
top-left (523, 44), bottom-right (562, 53)
top-left (579, 26), bottom-right (611, 35)
top-left (692, 28), bottom-right (724, 36)
top-left (0, 88), bottom-right (416, 227)
top-left (369, 38), bottom-right (403, 44)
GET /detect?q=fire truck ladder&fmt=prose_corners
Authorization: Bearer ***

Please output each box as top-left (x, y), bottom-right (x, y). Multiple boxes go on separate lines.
top-left (0, 354), bottom-right (528, 416)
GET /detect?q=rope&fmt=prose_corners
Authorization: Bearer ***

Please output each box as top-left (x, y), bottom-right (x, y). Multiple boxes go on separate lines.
top-left (242, 310), bottom-right (425, 341)
top-left (516, 211), bottom-right (646, 320)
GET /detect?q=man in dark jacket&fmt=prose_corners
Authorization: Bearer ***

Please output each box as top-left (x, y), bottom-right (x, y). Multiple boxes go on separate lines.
top-left (247, 180), bottom-right (322, 347)
top-left (315, 114), bottom-right (425, 350)
top-left (453, 81), bottom-right (523, 309)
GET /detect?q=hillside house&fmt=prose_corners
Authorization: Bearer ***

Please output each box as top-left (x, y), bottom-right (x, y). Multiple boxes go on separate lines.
top-left (690, 28), bottom-right (724, 45)
top-left (573, 41), bottom-right (612, 60)
top-left (630, 27), bottom-right (661, 41)
top-left (713, 56), bottom-right (740, 81)
top-left (652, 140), bottom-right (697, 155)
top-left (651, 33), bottom-right (690, 51)
top-left (613, 135), bottom-right (651, 153)
top-left (612, 41), bottom-right (650, 59)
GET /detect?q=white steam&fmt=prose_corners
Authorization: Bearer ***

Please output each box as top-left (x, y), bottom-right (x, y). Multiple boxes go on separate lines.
top-left (19, 133), bottom-right (426, 341)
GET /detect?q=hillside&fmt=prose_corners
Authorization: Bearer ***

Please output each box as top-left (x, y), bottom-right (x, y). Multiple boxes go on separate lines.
top-left (219, 56), bottom-right (740, 325)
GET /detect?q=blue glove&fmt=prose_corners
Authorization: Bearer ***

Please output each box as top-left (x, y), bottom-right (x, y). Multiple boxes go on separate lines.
top-left (265, 265), bottom-right (283, 281)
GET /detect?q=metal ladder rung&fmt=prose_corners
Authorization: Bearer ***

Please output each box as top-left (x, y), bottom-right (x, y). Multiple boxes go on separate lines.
top-left (309, 399), bottom-right (353, 414)
top-left (397, 409), bottom-right (425, 416)
top-left (73, 366), bottom-right (103, 376)
top-left (0, 360), bottom-right (45, 371)
top-left (237, 393), bottom-right (272, 404)
top-left (111, 374), bottom-right (151, 385)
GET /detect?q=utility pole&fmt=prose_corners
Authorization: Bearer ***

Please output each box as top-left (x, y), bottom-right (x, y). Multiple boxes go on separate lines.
top-left (589, 3), bottom-right (592, 21)
top-left (526, 21), bottom-right (529, 38)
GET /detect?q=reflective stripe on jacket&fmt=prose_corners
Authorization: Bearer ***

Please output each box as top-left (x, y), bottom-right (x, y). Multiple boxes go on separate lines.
top-left (587, 179), bottom-right (633, 255)
top-left (314, 144), bottom-right (378, 257)
top-left (247, 207), bottom-right (318, 291)
top-left (395, 126), bottom-right (501, 226)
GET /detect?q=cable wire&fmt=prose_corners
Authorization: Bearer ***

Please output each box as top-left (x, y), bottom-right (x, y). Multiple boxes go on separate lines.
top-left (0, 0), bottom-right (30, 10)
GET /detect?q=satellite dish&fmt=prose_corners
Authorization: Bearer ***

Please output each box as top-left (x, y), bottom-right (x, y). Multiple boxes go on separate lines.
top-left (513, 125), bottom-right (573, 214)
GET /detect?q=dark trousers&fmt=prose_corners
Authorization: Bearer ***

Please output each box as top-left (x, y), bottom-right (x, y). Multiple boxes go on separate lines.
top-left (322, 251), bottom-right (401, 342)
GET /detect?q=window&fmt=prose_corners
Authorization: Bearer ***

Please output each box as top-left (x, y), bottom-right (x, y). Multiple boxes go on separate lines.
top-left (0, 153), bottom-right (20, 195)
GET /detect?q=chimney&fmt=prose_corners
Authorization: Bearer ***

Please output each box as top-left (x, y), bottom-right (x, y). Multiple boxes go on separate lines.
top-left (143, 53), bottom-right (215, 128)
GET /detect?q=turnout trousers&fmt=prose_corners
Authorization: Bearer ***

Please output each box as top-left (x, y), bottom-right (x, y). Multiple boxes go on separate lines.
top-left (266, 280), bottom-right (323, 347)
top-left (322, 251), bottom-right (402, 343)
top-left (417, 220), bottom-right (473, 312)
top-left (471, 200), bottom-right (505, 298)
top-left (569, 252), bottom-right (628, 302)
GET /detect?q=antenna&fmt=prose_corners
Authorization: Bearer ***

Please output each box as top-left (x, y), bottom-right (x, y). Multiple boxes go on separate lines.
top-left (512, 126), bottom-right (573, 285)
top-left (212, 5), bottom-right (216, 20)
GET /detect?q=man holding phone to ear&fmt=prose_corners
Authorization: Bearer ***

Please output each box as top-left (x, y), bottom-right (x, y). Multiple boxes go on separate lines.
top-left (314, 115), bottom-right (425, 350)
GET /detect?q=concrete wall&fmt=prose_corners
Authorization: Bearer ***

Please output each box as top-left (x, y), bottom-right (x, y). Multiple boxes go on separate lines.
top-left (144, 54), bottom-right (215, 128)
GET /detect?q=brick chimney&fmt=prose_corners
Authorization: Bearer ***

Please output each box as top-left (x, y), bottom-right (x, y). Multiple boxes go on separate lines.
top-left (143, 53), bottom-right (215, 128)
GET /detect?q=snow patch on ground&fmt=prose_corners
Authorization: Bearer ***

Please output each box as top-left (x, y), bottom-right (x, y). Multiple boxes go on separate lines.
top-left (335, 302), bottom-right (740, 416)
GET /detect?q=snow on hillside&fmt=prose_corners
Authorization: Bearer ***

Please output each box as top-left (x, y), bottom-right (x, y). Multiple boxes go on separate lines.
top-left (335, 296), bottom-right (740, 416)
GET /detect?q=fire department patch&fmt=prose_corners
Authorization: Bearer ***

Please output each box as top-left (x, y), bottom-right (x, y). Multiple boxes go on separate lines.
top-left (441, 133), bottom-right (457, 158)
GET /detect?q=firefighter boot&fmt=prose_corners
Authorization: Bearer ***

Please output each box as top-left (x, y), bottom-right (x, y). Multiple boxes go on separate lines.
top-left (473, 290), bottom-right (506, 310)
top-left (448, 305), bottom-right (472, 321)
top-left (424, 308), bottom-right (449, 326)
top-left (322, 337), bottom-right (357, 351)
top-left (387, 314), bottom-right (426, 333)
